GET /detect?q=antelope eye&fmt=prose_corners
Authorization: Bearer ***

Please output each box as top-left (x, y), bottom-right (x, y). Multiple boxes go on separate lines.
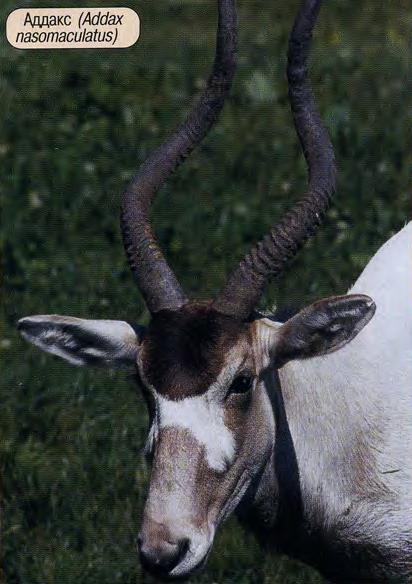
top-left (228, 374), bottom-right (253, 395)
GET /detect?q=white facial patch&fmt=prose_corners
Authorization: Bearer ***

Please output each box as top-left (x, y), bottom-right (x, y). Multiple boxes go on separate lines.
top-left (157, 394), bottom-right (236, 472)
top-left (146, 354), bottom-right (244, 473)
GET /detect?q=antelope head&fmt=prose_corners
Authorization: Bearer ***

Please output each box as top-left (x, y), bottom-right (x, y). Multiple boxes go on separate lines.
top-left (18, 0), bottom-right (376, 579)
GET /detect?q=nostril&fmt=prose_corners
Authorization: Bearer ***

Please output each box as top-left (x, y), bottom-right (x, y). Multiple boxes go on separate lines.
top-left (138, 534), bottom-right (191, 575)
top-left (178, 537), bottom-right (190, 558)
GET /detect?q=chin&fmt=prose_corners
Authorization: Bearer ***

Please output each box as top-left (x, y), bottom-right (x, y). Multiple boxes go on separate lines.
top-left (168, 552), bottom-right (210, 580)
top-left (154, 560), bottom-right (208, 582)
top-left (140, 535), bottom-right (213, 582)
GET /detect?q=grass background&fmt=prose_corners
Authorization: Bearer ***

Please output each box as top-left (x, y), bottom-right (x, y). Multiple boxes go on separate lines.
top-left (0, 0), bottom-right (410, 582)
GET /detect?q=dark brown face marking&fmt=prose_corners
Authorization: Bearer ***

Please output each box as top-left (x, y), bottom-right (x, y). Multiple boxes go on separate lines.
top-left (141, 303), bottom-right (247, 400)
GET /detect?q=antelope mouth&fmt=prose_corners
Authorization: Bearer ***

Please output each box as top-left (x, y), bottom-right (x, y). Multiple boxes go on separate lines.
top-left (138, 528), bottom-right (214, 581)
top-left (167, 537), bottom-right (213, 580)
top-left (164, 473), bottom-right (253, 580)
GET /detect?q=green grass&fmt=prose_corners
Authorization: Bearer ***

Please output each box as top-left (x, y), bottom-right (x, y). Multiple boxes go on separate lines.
top-left (0, 1), bottom-right (410, 582)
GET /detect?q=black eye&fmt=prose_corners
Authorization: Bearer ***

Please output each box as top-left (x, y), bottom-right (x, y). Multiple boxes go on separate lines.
top-left (228, 374), bottom-right (253, 395)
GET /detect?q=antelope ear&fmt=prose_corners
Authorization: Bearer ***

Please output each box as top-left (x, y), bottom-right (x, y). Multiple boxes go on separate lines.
top-left (17, 315), bottom-right (144, 369)
top-left (261, 294), bottom-right (376, 368)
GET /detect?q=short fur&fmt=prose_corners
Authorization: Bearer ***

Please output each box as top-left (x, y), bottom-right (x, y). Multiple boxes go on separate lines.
top-left (17, 226), bottom-right (411, 582)
top-left (15, 0), bottom-right (411, 577)
top-left (141, 303), bottom-right (247, 400)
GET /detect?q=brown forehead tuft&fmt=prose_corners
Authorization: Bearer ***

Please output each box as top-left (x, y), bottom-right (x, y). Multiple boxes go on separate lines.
top-left (141, 303), bottom-right (247, 400)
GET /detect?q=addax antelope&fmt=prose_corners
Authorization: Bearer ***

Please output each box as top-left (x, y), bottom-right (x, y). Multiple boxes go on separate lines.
top-left (18, 0), bottom-right (412, 582)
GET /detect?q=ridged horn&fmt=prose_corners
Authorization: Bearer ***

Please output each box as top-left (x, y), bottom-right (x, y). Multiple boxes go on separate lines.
top-left (120, 0), bottom-right (237, 314)
top-left (213, 0), bottom-right (336, 319)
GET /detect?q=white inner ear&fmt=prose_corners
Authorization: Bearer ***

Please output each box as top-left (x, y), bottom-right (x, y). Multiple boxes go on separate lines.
top-left (18, 315), bottom-right (140, 368)
top-left (26, 326), bottom-right (85, 366)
